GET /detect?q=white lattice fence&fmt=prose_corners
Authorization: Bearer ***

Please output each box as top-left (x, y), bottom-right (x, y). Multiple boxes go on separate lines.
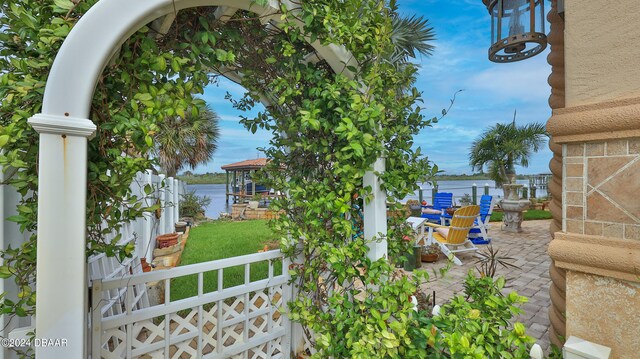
top-left (91, 250), bottom-right (291, 359)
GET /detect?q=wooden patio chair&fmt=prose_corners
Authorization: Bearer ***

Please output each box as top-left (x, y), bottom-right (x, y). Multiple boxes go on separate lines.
top-left (423, 205), bottom-right (480, 265)
top-left (420, 192), bottom-right (453, 223)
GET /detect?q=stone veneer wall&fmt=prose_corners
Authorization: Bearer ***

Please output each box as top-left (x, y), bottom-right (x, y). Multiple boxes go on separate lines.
top-left (564, 139), bottom-right (640, 238)
top-left (546, 1), bottom-right (640, 356)
top-left (565, 271), bottom-right (640, 358)
top-left (548, 135), bottom-right (640, 358)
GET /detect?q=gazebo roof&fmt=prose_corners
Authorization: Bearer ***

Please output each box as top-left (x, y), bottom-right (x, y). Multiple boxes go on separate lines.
top-left (221, 158), bottom-right (268, 171)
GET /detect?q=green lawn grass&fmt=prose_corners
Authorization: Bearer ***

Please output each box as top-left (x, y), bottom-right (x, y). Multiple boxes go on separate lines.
top-left (170, 220), bottom-right (279, 301)
top-left (489, 209), bottom-right (553, 222)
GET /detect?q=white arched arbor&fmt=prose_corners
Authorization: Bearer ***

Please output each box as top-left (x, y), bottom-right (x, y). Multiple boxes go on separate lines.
top-left (28, 0), bottom-right (388, 357)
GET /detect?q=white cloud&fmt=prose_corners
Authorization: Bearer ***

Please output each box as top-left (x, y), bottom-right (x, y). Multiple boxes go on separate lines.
top-left (465, 56), bottom-right (551, 103)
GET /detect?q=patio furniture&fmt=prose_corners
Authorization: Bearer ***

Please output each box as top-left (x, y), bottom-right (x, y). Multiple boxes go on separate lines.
top-left (406, 216), bottom-right (429, 244)
top-left (423, 205), bottom-right (480, 265)
top-left (468, 194), bottom-right (495, 244)
top-left (421, 192), bottom-right (453, 223)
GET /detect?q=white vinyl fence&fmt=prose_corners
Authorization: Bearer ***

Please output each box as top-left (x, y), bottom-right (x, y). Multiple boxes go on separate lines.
top-left (123, 171), bottom-right (184, 264)
top-left (0, 170), bottom-right (184, 359)
top-left (0, 169), bottom-right (32, 359)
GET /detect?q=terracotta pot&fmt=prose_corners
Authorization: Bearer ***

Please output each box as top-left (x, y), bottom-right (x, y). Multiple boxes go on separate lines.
top-left (156, 233), bottom-right (179, 249)
top-left (140, 258), bottom-right (152, 272)
top-left (175, 221), bottom-right (187, 233)
top-left (421, 253), bottom-right (439, 263)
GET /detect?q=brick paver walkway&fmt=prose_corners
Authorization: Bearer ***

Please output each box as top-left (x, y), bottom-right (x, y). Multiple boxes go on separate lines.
top-left (418, 219), bottom-right (553, 353)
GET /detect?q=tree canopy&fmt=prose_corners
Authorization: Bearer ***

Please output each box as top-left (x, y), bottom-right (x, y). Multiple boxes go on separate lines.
top-left (155, 102), bottom-right (220, 178)
top-left (469, 119), bottom-right (548, 186)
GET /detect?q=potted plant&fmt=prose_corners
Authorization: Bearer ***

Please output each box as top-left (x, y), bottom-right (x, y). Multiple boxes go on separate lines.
top-left (248, 193), bottom-right (262, 209)
top-left (156, 233), bottom-right (179, 248)
top-left (421, 243), bottom-right (440, 262)
top-left (445, 198), bottom-right (458, 216)
top-left (458, 194), bottom-right (472, 206)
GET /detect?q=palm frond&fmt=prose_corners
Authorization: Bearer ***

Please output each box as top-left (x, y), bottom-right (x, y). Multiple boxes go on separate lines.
top-left (155, 103), bottom-right (221, 177)
top-left (391, 15), bottom-right (436, 59)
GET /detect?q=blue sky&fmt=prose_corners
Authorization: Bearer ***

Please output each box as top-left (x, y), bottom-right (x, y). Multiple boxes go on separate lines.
top-left (191, 0), bottom-right (552, 175)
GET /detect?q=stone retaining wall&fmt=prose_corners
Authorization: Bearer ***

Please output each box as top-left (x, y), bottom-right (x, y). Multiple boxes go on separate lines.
top-left (231, 204), bottom-right (280, 220)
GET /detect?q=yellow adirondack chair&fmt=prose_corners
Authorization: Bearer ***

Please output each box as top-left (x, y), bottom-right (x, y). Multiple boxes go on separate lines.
top-left (424, 205), bottom-right (480, 265)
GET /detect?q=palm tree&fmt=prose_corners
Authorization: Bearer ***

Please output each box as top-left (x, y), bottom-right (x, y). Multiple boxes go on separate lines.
top-left (469, 116), bottom-right (547, 191)
top-left (389, 13), bottom-right (436, 64)
top-left (155, 103), bottom-right (220, 177)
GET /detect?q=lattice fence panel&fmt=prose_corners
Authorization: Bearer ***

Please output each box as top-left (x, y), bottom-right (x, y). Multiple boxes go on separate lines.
top-left (93, 251), bottom-right (290, 358)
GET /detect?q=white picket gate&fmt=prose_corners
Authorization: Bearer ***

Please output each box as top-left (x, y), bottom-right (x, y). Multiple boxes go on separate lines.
top-left (90, 250), bottom-right (292, 359)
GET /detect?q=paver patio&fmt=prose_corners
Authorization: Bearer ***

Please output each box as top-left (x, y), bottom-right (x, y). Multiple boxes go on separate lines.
top-left (418, 219), bottom-right (553, 353)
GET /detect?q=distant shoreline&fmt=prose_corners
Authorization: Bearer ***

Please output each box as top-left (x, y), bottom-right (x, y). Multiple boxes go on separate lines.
top-left (178, 173), bottom-right (227, 185)
top-left (178, 172), bottom-right (530, 185)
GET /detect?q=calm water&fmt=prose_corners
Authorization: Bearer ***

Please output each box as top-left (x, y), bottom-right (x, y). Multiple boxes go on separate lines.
top-left (188, 180), bottom-right (547, 219)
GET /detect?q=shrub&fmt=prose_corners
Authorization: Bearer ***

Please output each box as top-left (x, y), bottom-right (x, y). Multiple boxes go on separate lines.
top-left (179, 190), bottom-right (211, 219)
top-left (411, 273), bottom-right (536, 358)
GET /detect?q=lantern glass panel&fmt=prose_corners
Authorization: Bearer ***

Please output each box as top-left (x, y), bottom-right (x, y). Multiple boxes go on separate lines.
top-left (486, 0), bottom-right (547, 63)
top-left (499, 0), bottom-right (528, 39)
top-left (539, 0), bottom-right (546, 34)
top-left (491, 2), bottom-right (500, 43)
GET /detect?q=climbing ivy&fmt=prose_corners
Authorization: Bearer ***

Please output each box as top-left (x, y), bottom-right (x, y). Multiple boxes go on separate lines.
top-left (0, 0), bottom-right (228, 324)
top-left (0, 0), bottom-right (511, 358)
top-left (214, 2), bottom-right (444, 357)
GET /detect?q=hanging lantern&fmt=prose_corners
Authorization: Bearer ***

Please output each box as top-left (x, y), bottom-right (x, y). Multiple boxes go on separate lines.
top-left (483, 0), bottom-right (547, 63)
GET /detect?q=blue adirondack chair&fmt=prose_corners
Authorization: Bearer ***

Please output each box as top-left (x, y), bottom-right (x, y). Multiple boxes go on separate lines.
top-left (468, 195), bottom-right (495, 244)
top-left (421, 192), bottom-right (453, 223)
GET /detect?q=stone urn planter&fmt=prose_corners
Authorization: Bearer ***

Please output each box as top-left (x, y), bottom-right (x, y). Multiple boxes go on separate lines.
top-left (248, 200), bottom-right (259, 209)
top-left (499, 183), bottom-right (531, 233)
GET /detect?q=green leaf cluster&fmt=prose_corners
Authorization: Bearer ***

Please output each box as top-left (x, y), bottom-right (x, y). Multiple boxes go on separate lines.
top-left (412, 273), bottom-right (537, 358)
top-left (0, 2), bottom-right (231, 325)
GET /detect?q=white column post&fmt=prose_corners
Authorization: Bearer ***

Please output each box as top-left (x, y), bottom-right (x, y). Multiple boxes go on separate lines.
top-left (28, 114), bottom-right (96, 358)
top-left (132, 173), bottom-right (145, 260)
top-left (173, 178), bottom-right (180, 223)
top-left (363, 157), bottom-right (387, 261)
top-left (167, 177), bottom-right (174, 232)
top-left (142, 170), bottom-right (153, 262)
top-left (158, 174), bottom-right (167, 234)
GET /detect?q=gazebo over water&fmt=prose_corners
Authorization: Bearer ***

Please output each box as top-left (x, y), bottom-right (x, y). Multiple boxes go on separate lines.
top-left (221, 158), bottom-right (269, 203)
